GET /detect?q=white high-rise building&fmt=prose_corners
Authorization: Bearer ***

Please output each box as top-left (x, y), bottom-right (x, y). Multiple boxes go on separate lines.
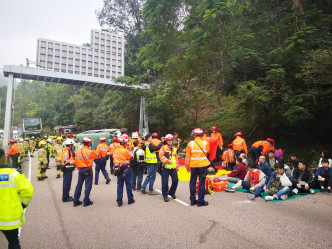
top-left (36, 29), bottom-right (124, 79)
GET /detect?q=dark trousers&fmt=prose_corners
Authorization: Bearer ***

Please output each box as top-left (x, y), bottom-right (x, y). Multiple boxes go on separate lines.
top-left (1, 229), bottom-right (20, 249)
top-left (242, 181), bottom-right (264, 197)
top-left (10, 154), bottom-right (19, 169)
top-left (214, 146), bottom-right (222, 162)
top-left (313, 176), bottom-right (332, 188)
top-left (132, 164), bottom-right (144, 190)
top-left (117, 171), bottom-right (134, 202)
top-left (62, 169), bottom-right (73, 199)
top-left (46, 152), bottom-right (50, 166)
top-left (73, 167), bottom-right (93, 204)
top-left (95, 158), bottom-right (109, 183)
top-left (250, 146), bottom-right (260, 163)
top-left (161, 168), bottom-right (178, 198)
top-left (190, 167), bottom-right (207, 204)
top-left (109, 155), bottom-right (114, 173)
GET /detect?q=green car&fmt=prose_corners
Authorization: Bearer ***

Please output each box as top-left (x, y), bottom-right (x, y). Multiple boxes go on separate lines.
top-left (76, 129), bottom-right (121, 148)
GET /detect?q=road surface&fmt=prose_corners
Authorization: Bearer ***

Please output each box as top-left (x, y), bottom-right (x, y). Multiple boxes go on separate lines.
top-left (1, 152), bottom-right (332, 249)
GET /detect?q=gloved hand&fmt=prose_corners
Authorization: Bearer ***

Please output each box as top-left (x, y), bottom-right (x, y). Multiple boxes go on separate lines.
top-left (40, 161), bottom-right (43, 165)
top-left (22, 203), bottom-right (28, 209)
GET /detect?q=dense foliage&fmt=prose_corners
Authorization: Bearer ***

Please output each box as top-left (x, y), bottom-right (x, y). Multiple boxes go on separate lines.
top-left (8, 0), bottom-right (332, 160)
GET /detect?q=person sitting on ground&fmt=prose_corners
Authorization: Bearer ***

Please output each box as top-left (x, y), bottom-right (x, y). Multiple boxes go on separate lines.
top-left (313, 159), bottom-right (332, 194)
top-left (265, 163), bottom-right (292, 201)
top-left (225, 162), bottom-right (266, 200)
top-left (258, 156), bottom-right (272, 179)
top-left (276, 159), bottom-right (292, 177)
top-left (274, 146), bottom-right (283, 160)
top-left (239, 153), bottom-right (248, 168)
top-left (318, 150), bottom-right (332, 168)
top-left (266, 150), bottom-right (277, 169)
top-left (225, 157), bottom-right (247, 184)
top-left (290, 153), bottom-right (299, 170)
top-left (291, 159), bottom-right (315, 195)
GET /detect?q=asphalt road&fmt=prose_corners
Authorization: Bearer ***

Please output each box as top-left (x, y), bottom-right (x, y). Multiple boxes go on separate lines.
top-left (1, 152), bottom-right (332, 249)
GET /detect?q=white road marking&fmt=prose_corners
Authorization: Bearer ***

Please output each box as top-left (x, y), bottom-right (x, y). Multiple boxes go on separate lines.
top-left (19, 151), bottom-right (32, 238)
top-left (156, 189), bottom-right (190, 207)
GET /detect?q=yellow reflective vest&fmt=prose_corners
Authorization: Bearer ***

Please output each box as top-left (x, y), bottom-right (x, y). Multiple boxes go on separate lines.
top-left (144, 143), bottom-right (157, 164)
top-left (0, 165), bottom-right (33, 230)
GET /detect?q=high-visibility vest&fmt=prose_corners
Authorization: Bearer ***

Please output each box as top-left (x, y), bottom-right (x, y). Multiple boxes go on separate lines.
top-left (152, 138), bottom-right (162, 153)
top-left (0, 166), bottom-right (33, 230)
top-left (53, 144), bottom-right (63, 160)
top-left (210, 132), bottom-right (223, 147)
top-left (61, 147), bottom-right (75, 165)
top-left (96, 142), bottom-right (109, 158)
top-left (75, 146), bottom-right (98, 169)
top-left (109, 142), bottom-right (118, 155)
top-left (222, 149), bottom-right (236, 163)
top-left (135, 148), bottom-right (145, 163)
top-left (113, 144), bottom-right (134, 167)
top-left (232, 136), bottom-right (247, 154)
top-left (145, 143), bottom-right (157, 164)
top-left (7, 144), bottom-right (20, 156)
top-left (248, 170), bottom-right (261, 186)
top-left (185, 138), bottom-right (210, 168)
top-left (160, 145), bottom-right (178, 169)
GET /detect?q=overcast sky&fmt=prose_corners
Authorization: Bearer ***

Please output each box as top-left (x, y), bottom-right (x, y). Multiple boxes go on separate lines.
top-left (0, 0), bottom-right (104, 68)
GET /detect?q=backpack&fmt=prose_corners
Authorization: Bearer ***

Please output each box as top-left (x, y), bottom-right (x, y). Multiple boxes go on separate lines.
top-left (268, 177), bottom-right (282, 195)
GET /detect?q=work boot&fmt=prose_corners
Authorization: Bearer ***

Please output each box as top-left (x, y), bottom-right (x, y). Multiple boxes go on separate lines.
top-left (117, 200), bottom-right (123, 207)
top-left (62, 197), bottom-right (73, 202)
top-left (190, 199), bottom-right (197, 206)
top-left (42, 176), bottom-right (48, 179)
top-left (94, 182), bottom-right (98, 185)
top-left (170, 194), bottom-right (176, 199)
top-left (73, 201), bottom-right (83, 207)
top-left (83, 201), bottom-right (93, 207)
top-left (37, 178), bottom-right (44, 181)
top-left (148, 191), bottom-right (158, 195)
top-left (106, 178), bottom-right (111, 184)
top-left (141, 189), bottom-right (147, 194)
top-left (197, 201), bottom-right (209, 207)
top-left (128, 199), bottom-right (135, 205)
top-left (56, 174), bottom-right (60, 178)
top-left (164, 197), bottom-right (169, 202)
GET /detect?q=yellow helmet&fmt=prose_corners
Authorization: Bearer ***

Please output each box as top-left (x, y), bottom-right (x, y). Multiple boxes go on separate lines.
top-left (25, 137), bottom-right (29, 140)
top-left (57, 136), bottom-right (63, 141)
top-left (17, 138), bottom-right (20, 141)
top-left (40, 141), bottom-right (46, 146)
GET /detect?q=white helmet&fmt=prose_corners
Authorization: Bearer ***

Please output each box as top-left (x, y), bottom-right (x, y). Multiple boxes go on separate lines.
top-left (47, 138), bottom-right (52, 143)
top-left (118, 134), bottom-right (129, 143)
top-left (132, 132), bottom-right (138, 139)
top-left (65, 139), bottom-right (75, 146)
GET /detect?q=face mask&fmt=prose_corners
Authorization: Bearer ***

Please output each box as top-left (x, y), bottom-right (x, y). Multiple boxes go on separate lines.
top-left (212, 131), bottom-right (216, 133)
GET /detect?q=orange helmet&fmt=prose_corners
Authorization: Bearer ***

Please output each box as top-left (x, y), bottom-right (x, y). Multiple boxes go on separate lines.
top-left (212, 126), bottom-right (218, 131)
top-left (99, 136), bottom-right (106, 142)
top-left (193, 128), bottom-right (203, 135)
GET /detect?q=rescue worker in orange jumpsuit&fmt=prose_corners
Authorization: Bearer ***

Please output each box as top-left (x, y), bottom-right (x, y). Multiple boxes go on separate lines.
top-left (232, 132), bottom-right (247, 159)
top-left (185, 128), bottom-right (210, 206)
top-left (95, 136), bottom-right (111, 185)
top-left (202, 130), bottom-right (210, 143)
top-left (250, 138), bottom-right (275, 163)
top-left (113, 134), bottom-right (135, 207)
top-left (109, 136), bottom-right (118, 174)
top-left (209, 126), bottom-right (223, 162)
top-left (73, 136), bottom-right (98, 207)
top-left (222, 144), bottom-right (236, 171)
top-left (6, 139), bottom-right (20, 169)
top-left (151, 133), bottom-right (163, 161)
top-left (61, 139), bottom-right (76, 202)
top-left (160, 134), bottom-right (179, 202)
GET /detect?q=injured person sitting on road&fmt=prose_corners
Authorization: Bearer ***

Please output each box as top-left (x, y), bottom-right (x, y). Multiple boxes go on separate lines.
top-left (225, 162), bottom-right (266, 200)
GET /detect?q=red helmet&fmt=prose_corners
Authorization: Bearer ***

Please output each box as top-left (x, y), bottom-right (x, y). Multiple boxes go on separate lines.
top-left (227, 144), bottom-right (233, 148)
top-left (10, 139), bottom-right (15, 144)
top-left (136, 131), bottom-right (140, 136)
top-left (99, 136), bottom-right (106, 142)
top-left (235, 131), bottom-right (243, 136)
top-left (118, 134), bottom-right (129, 143)
top-left (212, 126), bottom-right (218, 131)
top-left (267, 138), bottom-right (275, 144)
top-left (204, 130), bottom-right (209, 134)
top-left (165, 134), bottom-right (174, 141)
top-left (82, 136), bottom-right (92, 143)
top-left (112, 137), bottom-right (118, 142)
top-left (193, 128), bottom-right (203, 135)
top-left (152, 132), bottom-right (158, 138)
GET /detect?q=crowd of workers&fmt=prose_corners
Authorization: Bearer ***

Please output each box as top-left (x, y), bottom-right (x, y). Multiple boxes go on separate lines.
top-left (1, 126), bottom-right (332, 248)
